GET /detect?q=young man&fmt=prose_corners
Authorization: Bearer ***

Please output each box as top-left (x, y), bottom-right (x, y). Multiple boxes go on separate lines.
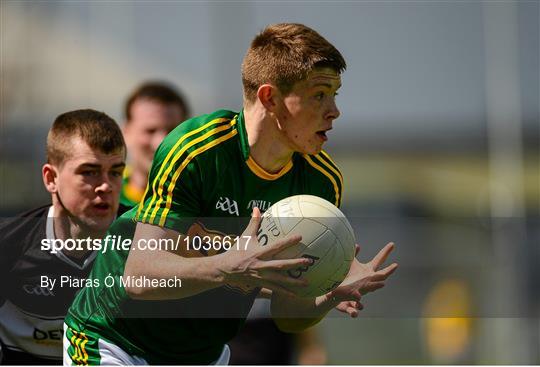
top-left (0, 110), bottom-right (126, 364)
top-left (64, 23), bottom-right (398, 365)
top-left (120, 82), bottom-right (189, 209)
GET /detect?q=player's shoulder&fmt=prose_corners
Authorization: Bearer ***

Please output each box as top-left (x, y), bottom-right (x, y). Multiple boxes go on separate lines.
top-left (0, 205), bottom-right (49, 238)
top-left (152, 109), bottom-right (240, 170)
top-left (0, 205), bottom-right (49, 263)
top-left (159, 110), bottom-right (238, 150)
top-left (300, 150), bottom-right (344, 207)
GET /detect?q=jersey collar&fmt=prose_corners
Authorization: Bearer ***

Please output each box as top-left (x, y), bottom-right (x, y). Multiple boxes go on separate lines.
top-left (236, 109), bottom-right (250, 161)
top-left (46, 206), bottom-right (97, 270)
top-left (237, 108), bottom-right (294, 181)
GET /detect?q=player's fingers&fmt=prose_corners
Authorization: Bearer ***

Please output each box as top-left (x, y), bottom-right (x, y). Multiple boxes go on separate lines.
top-left (335, 301), bottom-right (354, 313)
top-left (370, 242), bottom-right (395, 269)
top-left (334, 289), bottom-right (362, 302)
top-left (243, 207), bottom-right (262, 238)
top-left (346, 300), bottom-right (363, 308)
top-left (258, 280), bottom-right (298, 298)
top-left (256, 257), bottom-right (312, 271)
top-left (370, 263), bottom-right (398, 281)
top-left (258, 270), bottom-right (308, 288)
top-left (260, 234), bottom-right (302, 258)
top-left (347, 307), bottom-right (359, 318)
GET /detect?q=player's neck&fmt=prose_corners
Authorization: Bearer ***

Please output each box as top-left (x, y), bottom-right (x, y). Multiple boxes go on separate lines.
top-left (51, 203), bottom-right (103, 259)
top-left (244, 106), bottom-right (294, 174)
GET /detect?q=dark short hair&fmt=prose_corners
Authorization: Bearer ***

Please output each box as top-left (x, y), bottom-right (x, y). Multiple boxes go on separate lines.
top-left (47, 109), bottom-right (126, 166)
top-left (124, 81), bottom-right (190, 121)
top-left (242, 23), bottom-right (346, 104)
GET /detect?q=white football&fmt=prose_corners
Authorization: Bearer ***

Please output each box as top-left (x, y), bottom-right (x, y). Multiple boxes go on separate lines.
top-left (257, 194), bottom-right (356, 297)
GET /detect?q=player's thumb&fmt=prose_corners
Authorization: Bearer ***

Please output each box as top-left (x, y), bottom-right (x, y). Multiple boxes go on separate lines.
top-left (243, 207), bottom-right (262, 236)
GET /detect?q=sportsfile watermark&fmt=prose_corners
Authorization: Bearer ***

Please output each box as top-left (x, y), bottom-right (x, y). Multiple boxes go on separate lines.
top-left (40, 235), bottom-right (254, 254)
top-left (1, 215), bottom-right (538, 318)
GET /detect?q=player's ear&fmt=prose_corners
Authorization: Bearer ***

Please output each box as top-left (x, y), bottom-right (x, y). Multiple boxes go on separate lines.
top-left (257, 84), bottom-right (279, 112)
top-left (42, 163), bottom-right (58, 194)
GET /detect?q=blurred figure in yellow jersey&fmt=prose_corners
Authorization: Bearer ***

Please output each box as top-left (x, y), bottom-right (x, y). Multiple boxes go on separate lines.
top-left (120, 81), bottom-right (190, 211)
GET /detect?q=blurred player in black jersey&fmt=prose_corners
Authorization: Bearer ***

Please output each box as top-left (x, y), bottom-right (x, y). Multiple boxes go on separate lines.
top-left (0, 109), bottom-right (126, 364)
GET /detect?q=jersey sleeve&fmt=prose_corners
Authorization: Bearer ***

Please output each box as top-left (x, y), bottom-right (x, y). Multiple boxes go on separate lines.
top-left (135, 136), bottom-right (202, 234)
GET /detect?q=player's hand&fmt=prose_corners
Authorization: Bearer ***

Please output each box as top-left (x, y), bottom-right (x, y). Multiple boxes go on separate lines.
top-left (327, 242), bottom-right (398, 316)
top-left (335, 300), bottom-right (364, 318)
top-left (219, 208), bottom-right (310, 296)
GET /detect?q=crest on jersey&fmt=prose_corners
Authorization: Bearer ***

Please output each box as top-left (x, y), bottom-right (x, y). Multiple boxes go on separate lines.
top-left (215, 197), bottom-right (239, 216)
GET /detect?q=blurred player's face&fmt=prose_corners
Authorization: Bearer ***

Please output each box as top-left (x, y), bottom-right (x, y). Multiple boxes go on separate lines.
top-left (124, 99), bottom-right (185, 176)
top-left (277, 68), bottom-right (341, 155)
top-left (48, 138), bottom-right (125, 233)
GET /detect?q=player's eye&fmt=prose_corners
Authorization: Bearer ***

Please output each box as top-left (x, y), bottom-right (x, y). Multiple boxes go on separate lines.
top-left (111, 170), bottom-right (123, 178)
top-left (81, 170), bottom-right (98, 177)
top-left (314, 92), bottom-right (325, 101)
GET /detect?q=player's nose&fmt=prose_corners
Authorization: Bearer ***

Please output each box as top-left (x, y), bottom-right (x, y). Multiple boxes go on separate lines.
top-left (325, 100), bottom-right (340, 121)
top-left (95, 175), bottom-right (113, 194)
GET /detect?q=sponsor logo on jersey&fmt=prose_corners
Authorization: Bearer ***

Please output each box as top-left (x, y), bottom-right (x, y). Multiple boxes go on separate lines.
top-left (23, 284), bottom-right (55, 296)
top-left (215, 197), bottom-right (239, 216)
top-left (246, 199), bottom-right (272, 212)
top-left (34, 327), bottom-right (63, 341)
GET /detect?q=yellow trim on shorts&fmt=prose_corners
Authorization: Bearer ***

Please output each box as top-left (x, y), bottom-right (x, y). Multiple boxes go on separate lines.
top-left (70, 329), bottom-right (89, 365)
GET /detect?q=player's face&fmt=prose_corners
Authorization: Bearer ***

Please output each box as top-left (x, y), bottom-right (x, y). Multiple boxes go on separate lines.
top-left (124, 99), bottom-right (185, 175)
top-left (277, 68), bottom-right (341, 155)
top-left (54, 138), bottom-right (125, 233)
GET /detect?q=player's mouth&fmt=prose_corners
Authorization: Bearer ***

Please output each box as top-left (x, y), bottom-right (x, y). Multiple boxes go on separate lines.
top-left (92, 202), bottom-right (111, 214)
top-left (316, 128), bottom-right (332, 142)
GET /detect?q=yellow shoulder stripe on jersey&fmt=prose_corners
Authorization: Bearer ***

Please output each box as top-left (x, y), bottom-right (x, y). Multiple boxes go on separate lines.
top-left (302, 154), bottom-right (341, 207)
top-left (158, 128), bottom-right (238, 226)
top-left (319, 150), bottom-right (344, 183)
top-left (137, 117), bottom-right (229, 220)
top-left (313, 153), bottom-right (344, 203)
top-left (140, 118), bottom-right (233, 222)
top-left (147, 120), bottom-right (237, 223)
top-left (246, 156), bottom-right (293, 180)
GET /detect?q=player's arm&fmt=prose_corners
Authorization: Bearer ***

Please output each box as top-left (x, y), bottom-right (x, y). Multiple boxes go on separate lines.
top-left (123, 209), bottom-right (312, 300)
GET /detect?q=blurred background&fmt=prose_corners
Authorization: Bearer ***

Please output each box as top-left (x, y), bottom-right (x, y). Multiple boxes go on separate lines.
top-left (1, 0), bottom-right (538, 364)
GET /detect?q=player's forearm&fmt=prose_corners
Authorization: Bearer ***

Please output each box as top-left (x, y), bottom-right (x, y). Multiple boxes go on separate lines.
top-left (124, 248), bottom-right (226, 300)
top-left (271, 292), bottom-right (338, 332)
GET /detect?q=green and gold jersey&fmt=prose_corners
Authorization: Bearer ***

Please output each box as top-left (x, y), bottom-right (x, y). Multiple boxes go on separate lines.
top-left (65, 109), bottom-right (343, 365)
